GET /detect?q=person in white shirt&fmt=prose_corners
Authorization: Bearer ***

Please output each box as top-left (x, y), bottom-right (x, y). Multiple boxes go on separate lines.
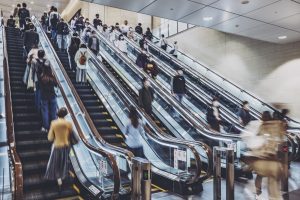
top-left (120, 20), bottom-right (129, 36)
top-left (70, 16), bottom-right (77, 31)
top-left (116, 34), bottom-right (128, 55)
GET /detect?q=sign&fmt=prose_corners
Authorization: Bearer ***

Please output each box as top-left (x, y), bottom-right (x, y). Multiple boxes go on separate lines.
top-left (227, 142), bottom-right (236, 152)
top-left (174, 149), bottom-right (187, 169)
top-left (99, 160), bottom-right (108, 175)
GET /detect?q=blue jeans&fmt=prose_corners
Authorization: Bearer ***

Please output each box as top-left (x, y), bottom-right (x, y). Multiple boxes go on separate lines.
top-left (41, 97), bottom-right (57, 130)
top-left (51, 27), bottom-right (57, 40)
top-left (35, 83), bottom-right (41, 112)
top-left (175, 93), bottom-right (184, 103)
top-left (57, 34), bottom-right (68, 50)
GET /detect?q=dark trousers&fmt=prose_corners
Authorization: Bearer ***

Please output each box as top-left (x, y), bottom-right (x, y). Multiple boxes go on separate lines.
top-left (19, 19), bottom-right (26, 29)
top-left (69, 53), bottom-right (76, 70)
top-left (41, 97), bottom-right (57, 130)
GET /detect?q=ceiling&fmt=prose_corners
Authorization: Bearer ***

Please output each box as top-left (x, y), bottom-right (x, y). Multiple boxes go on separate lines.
top-left (1, 0), bottom-right (69, 19)
top-left (83, 0), bottom-right (300, 44)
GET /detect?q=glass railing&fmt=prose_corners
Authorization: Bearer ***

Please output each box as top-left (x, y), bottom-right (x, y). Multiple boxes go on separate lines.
top-left (32, 16), bottom-right (128, 198)
top-left (132, 31), bottom-right (300, 129)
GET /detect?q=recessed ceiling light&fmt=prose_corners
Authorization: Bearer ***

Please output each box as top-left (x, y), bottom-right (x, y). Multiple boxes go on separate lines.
top-left (47, 4), bottom-right (51, 8)
top-left (30, 1), bottom-right (34, 4)
top-left (241, 0), bottom-right (250, 4)
top-left (170, 8), bottom-right (174, 11)
top-left (12, 4), bottom-right (15, 7)
top-left (278, 35), bottom-right (287, 40)
top-left (203, 17), bottom-right (213, 21)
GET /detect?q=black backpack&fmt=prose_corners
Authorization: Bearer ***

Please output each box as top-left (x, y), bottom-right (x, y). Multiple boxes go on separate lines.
top-left (19, 8), bottom-right (29, 19)
top-left (50, 13), bottom-right (58, 26)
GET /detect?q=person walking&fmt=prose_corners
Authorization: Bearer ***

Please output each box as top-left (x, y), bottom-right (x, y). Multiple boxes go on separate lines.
top-left (93, 14), bottom-right (102, 29)
top-left (23, 44), bottom-right (39, 90)
top-left (68, 33), bottom-right (81, 71)
top-left (23, 23), bottom-right (39, 53)
top-left (49, 7), bottom-right (59, 40)
top-left (172, 68), bottom-right (186, 103)
top-left (18, 2), bottom-right (30, 29)
top-left (138, 77), bottom-right (154, 115)
top-left (120, 20), bottom-right (129, 36)
top-left (13, 4), bottom-right (21, 28)
top-left (88, 30), bottom-right (100, 55)
top-left (116, 34), bottom-right (128, 55)
top-left (170, 41), bottom-right (178, 58)
top-left (135, 23), bottom-right (143, 35)
top-left (56, 18), bottom-right (69, 52)
top-left (144, 56), bottom-right (158, 79)
top-left (160, 34), bottom-right (168, 51)
top-left (44, 107), bottom-right (74, 190)
top-left (145, 27), bottom-right (153, 41)
top-left (40, 63), bottom-right (58, 132)
top-left (124, 106), bottom-right (145, 157)
top-left (237, 101), bottom-right (252, 126)
top-left (6, 15), bottom-right (16, 28)
top-left (136, 50), bottom-right (148, 69)
top-left (74, 44), bottom-right (90, 83)
top-left (206, 97), bottom-right (222, 132)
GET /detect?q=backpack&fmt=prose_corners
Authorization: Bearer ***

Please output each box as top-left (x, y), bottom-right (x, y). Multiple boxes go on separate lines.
top-left (50, 13), bottom-right (58, 26)
top-left (79, 52), bottom-right (87, 65)
top-left (19, 8), bottom-right (29, 19)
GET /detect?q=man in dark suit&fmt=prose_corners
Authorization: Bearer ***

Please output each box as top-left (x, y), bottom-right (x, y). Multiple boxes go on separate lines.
top-left (24, 24), bottom-right (39, 53)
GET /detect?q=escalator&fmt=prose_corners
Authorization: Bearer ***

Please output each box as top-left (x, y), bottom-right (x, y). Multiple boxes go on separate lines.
top-left (5, 27), bottom-right (79, 199)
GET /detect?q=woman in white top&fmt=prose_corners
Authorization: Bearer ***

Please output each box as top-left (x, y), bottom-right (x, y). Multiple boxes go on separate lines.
top-left (74, 44), bottom-right (90, 83)
top-left (109, 26), bottom-right (116, 44)
top-left (116, 34), bottom-right (128, 55)
top-left (124, 106), bottom-right (144, 157)
top-left (23, 44), bottom-right (39, 89)
top-left (127, 27), bottom-right (135, 41)
top-left (170, 41), bottom-right (178, 58)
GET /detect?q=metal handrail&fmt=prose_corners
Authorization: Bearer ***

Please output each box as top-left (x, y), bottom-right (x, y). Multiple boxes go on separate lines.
top-left (133, 32), bottom-right (300, 125)
top-left (2, 21), bottom-right (23, 200)
top-left (32, 17), bottom-right (122, 199)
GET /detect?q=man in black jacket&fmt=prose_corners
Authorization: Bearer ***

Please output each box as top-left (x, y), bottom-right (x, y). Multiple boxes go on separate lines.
top-left (136, 50), bottom-right (148, 68)
top-left (138, 77), bottom-right (154, 115)
top-left (56, 18), bottom-right (69, 52)
top-left (88, 31), bottom-right (100, 55)
top-left (18, 3), bottom-right (30, 29)
top-left (93, 14), bottom-right (102, 29)
top-left (23, 24), bottom-right (39, 53)
top-left (172, 68), bottom-right (186, 103)
top-left (6, 15), bottom-right (16, 28)
top-left (135, 23), bottom-right (143, 35)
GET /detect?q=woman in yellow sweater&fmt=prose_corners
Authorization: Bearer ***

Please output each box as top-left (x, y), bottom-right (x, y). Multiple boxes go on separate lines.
top-left (44, 107), bottom-right (74, 190)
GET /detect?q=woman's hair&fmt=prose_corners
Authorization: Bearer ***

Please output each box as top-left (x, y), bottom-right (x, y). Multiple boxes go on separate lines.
top-left (80, 43), bottom-right (87, 48)
top-left (57, 107), bottom-right (68, 118)
top-left (37, 50), bottom-right (45, 58)
top-left (261, 111), bottom-right (272, 121)
top-left (129, 106), bottom-right (139, 128)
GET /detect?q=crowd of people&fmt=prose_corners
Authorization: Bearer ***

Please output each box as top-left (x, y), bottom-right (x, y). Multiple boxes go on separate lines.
top-left (5, 5), bottom-right (293, 199)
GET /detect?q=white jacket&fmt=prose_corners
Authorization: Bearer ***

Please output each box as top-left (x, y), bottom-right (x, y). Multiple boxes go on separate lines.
top-left (75, 48), bottom-right (90, 69)
top-left (116, 40), bottom-right (128, 53)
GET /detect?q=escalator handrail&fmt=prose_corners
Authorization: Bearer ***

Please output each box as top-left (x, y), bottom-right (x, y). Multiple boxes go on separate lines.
top-left (32, 17), bottom-right (122, 199)
top-left (91, 25), bottom-right (240, 142)
top-left (2, 21), bottom-right (24, 199)
top-left (88, 53), bottom-right (207, 183)
top-left (133, 32), bottom-right (300, 125)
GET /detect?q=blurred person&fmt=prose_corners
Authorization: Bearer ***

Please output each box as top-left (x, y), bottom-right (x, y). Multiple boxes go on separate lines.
top-left (145, 27), bottom-right (153, 41)
top-left (88, 30), bottom-right (100, 55)
top-left (206, 97), bottom-right (222, 132)
top-left (127, 27), bottom-right (135, 40)
top-left (44, 107), bottom-right (74, 190)
top-left (136, 50), bottom-right (148, 69)
top-left (237, 101), bottom-right (252, 126)
top-left (18, 2), bottom-right (30, 29)
top-left (160, 34), bottom-right (168, 51)
top-left (142, 40), bottom-right (149, 52)
top-left (124, 106), bottom-right (144, 157)
top-left (82, 27), bottom-right (91, 44)
top-left (13, 4), bottom-right (21, 28)
top-left (84, 18), bottom-right (89, 26)
top-left (68, 33), bottom-right (81, 71)
top-left (93, 14), bottom-right (102, 29)
top-left (138, 77), bottom-right (154, 115)
top-left (120, 20), bottom-right (129, 36)
top-left (49, 7), bottom-right (59, 40)
top-left (75, 16), bottom-right (84, 35)
top-left (23, 44), bottom-right (39, 90)
top-left (41, 12), bottom-right (48, 32)
top-left (23, 23), bottom-right (39, 53)
top-left (32, 50), bottom-right (48, 112)
top-left (40, 63), bottom-right (58, 132)
top-left (144, 56), bottom-right (158, 79)
top-left (6, 15), bottom-right (16, 28)
top-left (135, 23), bottom-right (143, 35)
top-left (115, 22), bottom-right (120, 32)
top-left (170, 41), bottom-right (178, 58)
top-left (109, 26), bottom-right (117, 43)
top-left (102, 24), bottom-right (110, 39)
top-left (116, 34), bottom-right (128, 55)
top-left (172, 68), bottom-right (186, 103)
top-left (139, 34), bottom-right (147, 49)
top-left (70, 16), bottom-right (77, 31)
top-left (56, 18), bottom-right (69, 52)
top-left (75, 44), bottom-right (90, 83)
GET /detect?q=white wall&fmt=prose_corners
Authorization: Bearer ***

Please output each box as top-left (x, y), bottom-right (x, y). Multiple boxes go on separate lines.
top-left (169, 27), bottom-right (300, 119)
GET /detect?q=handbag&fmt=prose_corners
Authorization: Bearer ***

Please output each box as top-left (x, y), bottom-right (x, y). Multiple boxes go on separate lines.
top-left (23, 64), bottom-right (30, 85)
top-left (26, 66), bottom-right (34, 90)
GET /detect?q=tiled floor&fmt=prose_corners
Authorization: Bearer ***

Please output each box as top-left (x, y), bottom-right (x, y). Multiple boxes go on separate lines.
top-left (153, 162), bottom-right (300, 200)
